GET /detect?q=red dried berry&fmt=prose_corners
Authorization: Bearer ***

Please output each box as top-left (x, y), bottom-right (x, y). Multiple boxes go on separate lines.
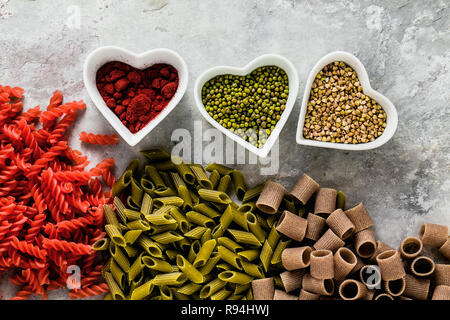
top-left (110, 69), bottom-right (125, 82)
top-left (114, 78), bottom-right (129, 91)
top-left (127, 71), bottom-right (142, 84)
top-left (161, 82), bottom-right (178, 99)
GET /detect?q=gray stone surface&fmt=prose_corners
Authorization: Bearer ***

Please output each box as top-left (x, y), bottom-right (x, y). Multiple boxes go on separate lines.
top-left (0, 0), bottom-right (448, 299)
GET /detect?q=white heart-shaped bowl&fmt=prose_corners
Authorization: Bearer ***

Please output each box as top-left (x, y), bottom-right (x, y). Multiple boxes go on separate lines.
top-left (296, 51), bottom-right (398, 150)
top-left (83, 46), bottom-right (188, 146)
top-left (194, 54), bottom-right (299, 158)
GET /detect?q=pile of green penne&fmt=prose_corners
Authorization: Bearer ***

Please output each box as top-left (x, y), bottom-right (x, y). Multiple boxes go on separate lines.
top-left (94, 149), bottom-right (296, 300)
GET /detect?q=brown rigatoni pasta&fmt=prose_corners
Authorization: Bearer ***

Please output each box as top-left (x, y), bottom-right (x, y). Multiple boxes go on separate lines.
top-left (310, 249), bottom-right (334, 279)
top-left (344, 203), bottom-right (374, 233)
top-left (288, 173), bottom-right (319, 205)
top-left (435, 264), bottom-right (450, 286)
top-left (353, 228), bottom-right (377, 258)
top-left (313, 229), bottom-right (345, 253)
top-left (376, 250), bottom-right (406, 281)
top-left (251, 277), bottom-right (274, 300)
top-left (432, 285), bottom-right (450, 300)
top-left (305, 213), bottom-right (326, 241)
top-left (302, 273), bottom-right (334, 296)
top-left (369, 240), bottom-right (394, 263)
top-left (383, 277), bottom-right (406, 297)
top-left (350, 254), bottom-right (365, 274)
top-left (255, 181), bottom-right (285, 214)
top-left (334, 247), bottom-right (357, 281)
top-left (359, 265), bottom-right (382, 290)
top-left (374, 293), bottom-right (394, 300)
top-left (280, 269), bottom-right (306, 292)
top-left (439, 237), bottom-right (450, 260)
top-left (275, 210), bottom-right (307, 242)
top-left (399, 237), bottom-right (423, 260)
top-left (404, 274), bottom-right (430, 300)
top-left (326, 209), bottom-right (355, 240)
top-left (410, 256), bottom-right (435, 277)
top-left (273, 289), bottom-right (298, 300)
top-left (419, 223), bottom-right (448, 247)
top-left (338, 279), bottom-right (368, 300)
top-left (298, 289), bottom-right (320, 300)
top-left (281, 246), bottom-right (312, 271)
top-left (314, 188), bottom-right (337, 216)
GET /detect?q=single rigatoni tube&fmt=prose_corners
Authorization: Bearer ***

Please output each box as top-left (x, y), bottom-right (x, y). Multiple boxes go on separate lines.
top-left (334, 247), bottom-right (357, 281)
top-left (410, 256), bottom-right (435, 277)
top-left (281, 246), bottom-right (312, 271)
top-left (302, 273), bottom-right (334, 296)
top-left (275, 210), bottom-right (307, 242)
top-left (399, 237), bottom-right (423, 259)
top-left (419, 223), bottom-right (448, 247)
top-left (344, 203), bottom-right (374, 232)
top-left (403, 274), bottom-right (429, 300)
top-left (439, 237), bottom-right (450, 260)
top-left (313, 229), bottom-right (345, 253)
top-left (359, 265), bottom-right (382, 290)
top-left (326, 209), bottom-right (355, 240)
top-left (273, 289), bottom-right (298, 300)
top-left (384, 277), bottom-right (406, 297)
top-left (298, 289), bottom-right (320, 300)
top-left (314, 188), bottom-right (337, 216)
top-left (338, 279), bottom-right (368, 300)
top-left (288, 173), bottom-right (319, 205)
top-left (351, 254), bottom-right (365, 274)
top-left (256, 181), bottom-right (285, 214)
top-left (435, 264), bottom-right (450, 286)
top-left (305, 213), bottom-right (326, 241)
top-left (374, 293), bottom-right (394, 300)
top-left (369, 240), bottom-right (394, 263)
top-left (280, 269), bottom-right (306, 292)
top-left (432, 285), bottom-right (450, 300)
top-left (354, 228), bottom-right (377, 258)
top-left (376, 250), bottom-right (406, 281)
top-left (252, 278), bottom-right (275, 300)
top-left (310, 249), bottom-right (334, 279)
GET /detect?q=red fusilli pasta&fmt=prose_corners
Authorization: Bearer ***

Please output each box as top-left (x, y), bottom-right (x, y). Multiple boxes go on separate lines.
top-left (79, 132), bottom-right (119, 145)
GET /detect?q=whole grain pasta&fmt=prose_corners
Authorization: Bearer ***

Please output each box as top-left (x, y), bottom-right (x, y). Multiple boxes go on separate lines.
top-left (298, 289), bottom-right (320, 300)
top-left (344, 203), bottom-right (374, 233)
top-left (275, 210), bottom-right (307, 242)
top-left (399, 237), bottom-right (423, 259)
top-left (310, 249), bottom-right (334, 279)
top-left (251, 277), bottom-right (275, 300)
top-left (256, 181), bottom-right (285, 214)
top-left (439, 237), bottom-right (450, 260)
top-left (288, 173), bottom-right (319, 205)
top-left (434, 264), bottom-right (450, 286)
top-left (326, 209), bottom-right (355, 240)
top-left (273, 289), bottom-right (298, 300)
top-left (353, 228), bottom-right (376, 258)
top-left (281, 246), bottom-right (312, 271)
top-left (419, 223), bottom-right (448, 247)
top-left (383, 277), bottom-right (406, 297)
top-left (305, 213), bottom-right (327, 241)
top-left (410, 256), bottom-right (435, 277)
top-left (334, 247), bottom-right (357, 281)
top-left (369, 240), bottom-right (394, 263)
top-left (403, 274), bottom-right (429, 300)
top-left (302, 273), bottom-right (334, 296)
top-left (373, 293), bottom-right (394, 301)
top-left (432, 285), bottom-right (450, 300)
top-left (338, 279), bottom-right (368, 300)
top-left (313, 229), bottom-right (345, 253)
top-left (350, 254), bottom-right (366, 274)
top-left (376, 250), bottom-right (406, 281)
top-left (314, 188), bottom-right (337, 216)
top-left (280, 269), bottom-right (306, 292)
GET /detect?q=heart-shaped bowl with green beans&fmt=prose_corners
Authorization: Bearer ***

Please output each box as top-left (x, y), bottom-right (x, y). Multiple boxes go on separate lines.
top-left (194, 54), bottom-right (300, 158)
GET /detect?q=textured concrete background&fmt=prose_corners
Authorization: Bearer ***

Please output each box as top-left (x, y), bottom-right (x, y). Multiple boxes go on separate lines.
top-left (0, 0), bottom-right (449, 299)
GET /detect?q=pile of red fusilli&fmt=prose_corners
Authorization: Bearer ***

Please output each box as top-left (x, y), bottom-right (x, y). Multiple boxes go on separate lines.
top-left (0, 85), bottom-right (115, 299)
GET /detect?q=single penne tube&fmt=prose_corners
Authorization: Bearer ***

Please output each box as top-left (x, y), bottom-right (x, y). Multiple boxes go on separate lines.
top-left (128, 252), bottom-right (146, 282)
top-left (140, 178), bottom-right (156, 196)
top-left (136, 234), bottom-right (163, 258)
top-left (200, 228), bottom-right (212, 245)
top-left (109, 243), bottom-right (130, 272)
top-left (178, 282), bottom-right (202, 296)
top-left (217, 237), bottom-right (244, 252)
top-left (198, 189), bottom-right (232, 204)
top-left (110, 259), bottom-right (127, 290)
top-left (126, 219), bottom-right (151, 231)
top-left (211, 224), bottom-right (226, 239)
top-left (145, 211), bottom-right (177, 226)
top-left (199, 252), bottom-right (221, 275)
top-left (270, 239), bottom-right (291, 265)
top-left (233, 283), bottom-right (251, 296)
top-left (144, 165), bottom-right (166, 188)
top-left (174, 161), bottom-right (195, 185)
top-left (140, 193), bottom-right (153, 216)
top-left (103, 204), bottom-right (120, 227)
top-left (200, 278), bottom-right (227, 298)
top-left (153, 196), bottom-right (184, 208)
top-left (186, 210), bottom-right (215, 228)
top-left (188, 241), bottom-right (202, 263)
top-left (238, 249), bottom-right (260, 262)
top-left (176, 254), bottom-right (204, 284)
top-left (142, 255), bottom-right (174, 273)
top-left (113, 197), bottom-right (127, 224)
top-left (92, 238), bottom-right (110, 251)
top-left (246, 212), bottom-right (266, 242)
top-left (153, 186), bottom-right (177, 197)
top-left (177, 185), bottom-right (193, 212)
top-left (266, 226), bottom-right (280, 250)
top-left (127, 195), bottom-right (141, 211)
top-left (151, 231), bottom-right (184, 244)
top-left (190, 164), bottom-right (213, 189)
top-left (123, 208), bottom-right (142, 221)
top-left (168, 207), bottom-right (190, 233)
top-left (111, 169), bottom-right (133, 198)
top-left (104, 272), bottom-right (126, 300)
top-left (259, 241), bottom-right (274, 272)
top-left (241, 261), bottom-right (265, 278)
top-left (193, 239), bottom-right (217, 268)
top-left (123, 245), bottom-right (139, 258)
top-left (217, 245), bottom-right (243, 270)
top-left (231, 209), bottom-right (249, 231)
top-left (336, 190), bottom-right (346, 209)
top-left (193, 203), bottom-right (221, 219)
top-left (205, 163), bottom-right (234, 176)
top-left (209, 169), bottom-right (221, 189)
top-left (243, 183), bottom-right (265, 203)
top-left (219, 205), bottom-right (234, 230)
top-left (227, 229), bottom-right (262, 247)
top-left (184, 226), bottom-right (208, 240)
top-left (149, 223), bottom-right (178, 234)
top-left (230, 170), bottom-right (247, 200)
top-left (218, 271), bottom-right (253, 284)
top-left (152, 272), bottom-right (188, 286)
top-left (130, 178), bottom-right (144, 206)
top-left (238, 202), bottom-right (256, 213)
top-left (105, 224), bottom-right (126, 247)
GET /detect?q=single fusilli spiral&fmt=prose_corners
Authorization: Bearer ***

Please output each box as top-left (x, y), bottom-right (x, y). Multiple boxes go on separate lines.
top-left (79, 132), bottom-right (119, 145)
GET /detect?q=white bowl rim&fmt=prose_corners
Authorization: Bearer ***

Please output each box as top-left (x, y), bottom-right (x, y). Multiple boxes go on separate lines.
top-left (295, 50), bottom-right (398, 150)
top-left (83, 45), bottom-right (188, 147)
top-left (193, 54), bottom-right (300, 158)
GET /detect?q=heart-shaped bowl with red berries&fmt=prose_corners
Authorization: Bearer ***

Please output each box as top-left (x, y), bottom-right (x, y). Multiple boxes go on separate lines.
top-left (83, 46), bottom-right (188, 146)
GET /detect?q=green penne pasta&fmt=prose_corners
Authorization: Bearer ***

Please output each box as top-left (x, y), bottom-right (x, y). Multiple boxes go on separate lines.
top-left (104, 272), bottom-right (126, 300)
top-left (140, 193), bottom-right (153, 216)
top-left (274, 275), bottom-right (284, 289)
top-left (152, 159), bottom-right (176, 171)
top-left (233, 283), bottom-right (250, 295)
top-left (216, 175), bottom-right (231, 193)
top-left (136, 235), bottom-right (163, 258)
top-left (177, 185), bottom-right (193, 212)
top-left (259, 240), bottom-right (273, 272)
top-left (130, 280), bottom-right (154, 300)
top-left (193, 239), bottom-right (216, 268)
top-left (257, 214), bottom-right (270, 230)
top-left (237, 249), bottom-right (260, 262)
top-left (159, 172), bottom-right (173, 189)
top-left (171, 288), bottom-right (189, 300)
top-left (242, 183), bottom-right (265, 203)
top-left (186, 210), bottom-right (215, 228)
top-left (211, 224), bottom-right (226, 239)
top-left (198, 189), bottom-right (232, 204)
top-left (205, 163), bottom-right (234, 176)
top-left (189, 189), bottom-right (200, 206)
top-left (241, 261), bottom-right (265, 278)
top-left (231, 209), bottom-right (249, 231)
top-left (238, 202), bottom-right (256, 213)
top-left (154, 186), bottom-right (177, 197)
top-left (123, 245), bottom-right (139, 258)
top-left (131, 178), bottom-right (144, 206)
top-left (175, 237), bottom-right (191, 252)
top-left (245, 212), bottom-right (266, 242)
top-left (128, 252), bottom-right (146, 282)
top-left (199, 252), bottom-right (220, 275)
top-left (149, 223), bottom-right (178, 234)
top-left (200, 228), bottom-right (212, 244)
top-left (199, 278), bottom-right (227, 298)
top-left (219, 205), bottom-right (234, 230)
top-left (178, 282), bottom-right (202, 295)
top-left (174, 160), bottom-right (195, 185)
top-left (170, 172), bottom-right (186, 188)
top-left (127, 195), bottom-right (141, 210)
top-left (129, 271), bottom-right (145, 292)
top-left (227, 229), bottom-right (262, 247)
top-left (123, 208), bottom-right (142, 221)
top-left (103, 293), bottom-right (113, 300)
top-left (103, 204), bottom-right (120, 227)
top-left (140, 177), bottom-right (156, 197)
top-left (283, 196), bottom-right (296, 213)
top-left (142, 256), bottom-right (174, 273)
top-left (102, 258), bottom-right (112, 278)
top-left (218, 271), bottom-right (253, 284)
top-left (176, 255), bottom-right (204, 284)
top-left (188, 240), bottom-right (201, 263)
top-left (271, 239), bottom-right (291, 265)
top-left (246, 288), bottom-right (253, 300)
top-left (337, 190), bottom-right (346, 210)
top-left (145, 212), bottom-right (177, 226)
top-left (216, 263), bottom-right (233, 272)
top-left (267, 225), bottom-right (280, 249)
top-left (190, 164), bottom-right (213, 189)
top-left (210, 288), bottom-right (231, 300)
top-left (124, 230), bottom-right (143, 245)
top-left (126, 219), bottom-right (151, 231)
top-left (184, 226), bottom-right (208, 240)
top-left (110, 259), bottom-right (127, 290)
top-left (113, 197), bottom-right (127, 224)
top-left (140, 149), bottom-right (171, 162)
top-left (125, 158), bottom-right (140, 174)
top-left (266, 215), bottom-right (278, 228)
top-left (92, 238), bottom-right (110, 251)
top-left (193, 203), bottom-right (220, 219)
top-left (109, 243), bottom-right (130, 272)
top-left (152, 272), bottom-right (188, 286)
top-left (153, 196), bottom-right (184, 208)
top-left (165, 249), bottom-right (178, 261)
top-left (111, 170), bottom-right (133, 198)
top-left (230, 170), bottom-right (247, 200)
top-left (217, 237), bottom-right (244, 253)
top-left (168, 207), bottom-right (190, 233)
top-left (217, 245), bottom-right (243, 270)
top-left (151, 231), bottom-right (184, 244)
top-left (209, 169), bottom-right (220, 189)
top-left (144, 165), bottom-right (166, 188)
